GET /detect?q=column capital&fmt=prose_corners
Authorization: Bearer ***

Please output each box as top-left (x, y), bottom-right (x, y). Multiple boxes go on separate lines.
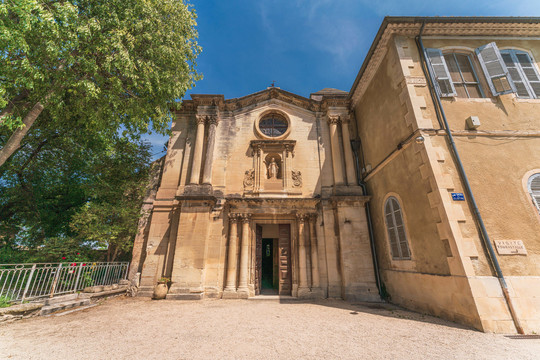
top-left (296, 213), bottom-right (309, 222)
top-left (195, 114), bottom-right (207, 124)
top-left (228, 213), bottom-right (239, 222)
top-left (309, 213), bottom-right (318, 222)
top-left (207, 115), bottom-right (219, 126)
top-left (327, 115), bottom-right (341, 125)
top-left (240, 213), bottom-right (252, 223)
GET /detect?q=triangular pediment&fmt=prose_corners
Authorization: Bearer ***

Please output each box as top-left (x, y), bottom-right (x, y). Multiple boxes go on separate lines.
top-left (178, 87), bottom-right (349, 114)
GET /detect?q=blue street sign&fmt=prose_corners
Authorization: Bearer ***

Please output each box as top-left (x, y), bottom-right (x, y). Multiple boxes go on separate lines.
top-left (451, 193), bottom-right (465, 201)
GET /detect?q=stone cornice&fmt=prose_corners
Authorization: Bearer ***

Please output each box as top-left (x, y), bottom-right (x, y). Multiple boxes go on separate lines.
top-left (175, 88), bottom-right (350, 115)
top-left (349, 18), bottom-right (540, 107)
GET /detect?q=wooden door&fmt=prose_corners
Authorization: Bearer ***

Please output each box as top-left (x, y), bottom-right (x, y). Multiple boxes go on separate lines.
top-left (278, 224), bottom-right (291, 295)
top-left (255, 224), bottom-right (262, 295)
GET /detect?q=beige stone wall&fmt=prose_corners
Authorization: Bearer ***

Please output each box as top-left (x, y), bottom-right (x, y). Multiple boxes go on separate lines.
top-left (352, 32), bottom-right (540, 333)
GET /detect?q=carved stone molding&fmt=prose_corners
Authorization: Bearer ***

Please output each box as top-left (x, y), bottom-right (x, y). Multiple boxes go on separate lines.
top-left (240, 213), bottom-right (252, 223)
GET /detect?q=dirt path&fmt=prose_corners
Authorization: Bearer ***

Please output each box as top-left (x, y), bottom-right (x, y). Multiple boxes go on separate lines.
top-left (1, 297), bottom-right (539, 359)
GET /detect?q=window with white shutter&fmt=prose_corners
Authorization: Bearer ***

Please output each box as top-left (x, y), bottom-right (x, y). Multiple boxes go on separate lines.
top-left (500, 50), bottom-right (540, 99)
top-left (528, 174), bottom-right (540, 215)
top-left (384, 197), bottom-right (411, 260)
top-left (475, 42), bottom-right (516, 96)
top-left (425, 48), bottom-right (457, 97)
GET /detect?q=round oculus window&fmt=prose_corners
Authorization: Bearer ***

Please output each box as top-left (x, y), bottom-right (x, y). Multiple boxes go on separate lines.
top-left (258, 115), bottom-right (288, 138)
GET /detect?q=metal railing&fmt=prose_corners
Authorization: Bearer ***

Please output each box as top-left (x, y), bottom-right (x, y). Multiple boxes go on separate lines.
top-left (0, 262), bottom-right (129, 303)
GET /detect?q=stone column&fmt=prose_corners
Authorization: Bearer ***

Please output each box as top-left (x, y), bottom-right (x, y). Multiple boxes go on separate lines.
top-left (341, 118), bottom-right (357, 186)
top-left (309, 214), bottom-right (320, 289)
top-left (297, 214), bottom-right (310, 297)
top-left (327, 115), bottom-right (345, 186)
top-left (237, 214), bottom-right (251, 298)
top-left (223, 214), bottom-right (239, 298)
top-left (202, 115), bottom-right (218, 185)
top-left (189, 115), bottom-right (206, 185)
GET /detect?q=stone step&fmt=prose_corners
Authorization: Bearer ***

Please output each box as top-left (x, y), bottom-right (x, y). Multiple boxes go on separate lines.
top-left (42, 293), bottom-right (79, 305)
top-left (78, 285), bottom-right (128, 300)
top-left (40, 298), bottom-right (91, 316)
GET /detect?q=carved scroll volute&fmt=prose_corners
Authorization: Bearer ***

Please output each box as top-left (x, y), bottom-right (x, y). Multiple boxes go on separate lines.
top-left (291, 169), bottom-right (302, 187)
top-left (243, 169), bottom-right (255, 190)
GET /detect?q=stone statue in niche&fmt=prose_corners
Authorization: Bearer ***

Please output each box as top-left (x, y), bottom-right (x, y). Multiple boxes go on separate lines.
top-left (267, 157), bottom-right (279, 179)
top-left (291, 169), bottom-right (302, 187)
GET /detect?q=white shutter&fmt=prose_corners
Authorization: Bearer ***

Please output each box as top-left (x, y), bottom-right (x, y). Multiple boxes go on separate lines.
top-left (476, 42), bottom-right (516, 96)
top-left (502, 52), bottom-right (530, 98)
top-left (425, 48), bottom-right (457, 97)
top-left (529, 175), bottom-right (540, 214)
top-left (515, 52), bottom-right (540, 98)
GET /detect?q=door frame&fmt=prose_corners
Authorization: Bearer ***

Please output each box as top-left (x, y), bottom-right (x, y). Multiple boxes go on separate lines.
top-left (251, 217), bottom-right (297, 296)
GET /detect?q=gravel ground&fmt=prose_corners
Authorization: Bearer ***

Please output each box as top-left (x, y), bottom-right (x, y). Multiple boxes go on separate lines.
top-left (1, 296), bottom-right (540, 360)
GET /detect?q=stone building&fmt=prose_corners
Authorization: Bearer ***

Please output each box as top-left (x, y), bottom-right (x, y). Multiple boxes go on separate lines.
top-left (131, 17), bottom-right (540, 334)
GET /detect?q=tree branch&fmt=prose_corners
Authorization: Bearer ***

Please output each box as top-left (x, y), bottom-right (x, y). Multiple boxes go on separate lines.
top-left (0, 101), bottom-right (46, 167)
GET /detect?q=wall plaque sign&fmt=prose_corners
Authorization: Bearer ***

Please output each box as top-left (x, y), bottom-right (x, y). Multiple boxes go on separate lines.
top-left (494, 240), bottom-right (527, 255)
top-left (451, 193), bottom-right (465, 201)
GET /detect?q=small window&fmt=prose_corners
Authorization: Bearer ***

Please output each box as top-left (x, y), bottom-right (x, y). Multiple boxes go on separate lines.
top-left (259, 114), bottom-right (288, 137)
top-left (425, 49), bottom-right (484, 98)
top-left (501, 50), bottom-right (540, 99)
top-left (443, 53), bottom-right (484, 98)
top-left (528, 174), bottom-right (540, 215)
top-left (384, 197), bottom-right (411, 260)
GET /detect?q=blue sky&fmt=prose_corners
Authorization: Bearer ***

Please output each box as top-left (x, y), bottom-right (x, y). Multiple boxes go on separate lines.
top-left (146, 0), bottom-right (540, 157)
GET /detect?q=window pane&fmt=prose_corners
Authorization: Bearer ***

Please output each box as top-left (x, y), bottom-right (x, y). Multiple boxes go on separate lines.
top-left (454, 84), bottom-right (468, 98)
top-left (456, 54), bottom-right (476, 82)
top-left (444, 54), bottom-right (461, 82)
top-left (466, 84), bottom-right (482, 98)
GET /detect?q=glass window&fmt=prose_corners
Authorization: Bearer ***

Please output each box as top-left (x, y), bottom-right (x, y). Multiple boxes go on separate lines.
top-left (259, 114), bottom-right (288, 137)
top-left (443, 53), bottom-right (484, 98)
top-left (501, 50), bottom-right (540, 99)
top-left (384, 197), bottom-right (411, 260)
top-left (528, 174), bottom-right (540, 215)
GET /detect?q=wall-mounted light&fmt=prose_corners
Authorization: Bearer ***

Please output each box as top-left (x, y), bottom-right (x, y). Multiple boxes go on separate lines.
top-left (415, 136), bottom-right (425, 144)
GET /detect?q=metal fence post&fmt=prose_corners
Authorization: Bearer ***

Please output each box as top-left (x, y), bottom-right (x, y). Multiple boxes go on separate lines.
top-left (49, 263), bottom-right (63, 298)
top-left (21, 264), bottom-right (36, 303)
top-left (73, 263), bottom-right (83, 293)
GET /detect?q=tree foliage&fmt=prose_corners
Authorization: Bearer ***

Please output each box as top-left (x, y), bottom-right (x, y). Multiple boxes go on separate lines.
top-left (0, 0), bottom-right (201, 165)
top-left (0, 121), bottom-right (154, 263)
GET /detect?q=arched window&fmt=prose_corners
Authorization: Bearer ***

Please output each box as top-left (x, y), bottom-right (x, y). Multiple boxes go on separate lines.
top-left (528, 174), bottom-right (540, 214)
top-left (384, 197), bottom-right (411, 260)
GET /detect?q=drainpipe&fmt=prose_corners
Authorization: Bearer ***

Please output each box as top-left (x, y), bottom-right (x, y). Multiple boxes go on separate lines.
top-left (351, 139), bottom-right (382, 299)
top-left (415, 22), bottom-right (524, 334)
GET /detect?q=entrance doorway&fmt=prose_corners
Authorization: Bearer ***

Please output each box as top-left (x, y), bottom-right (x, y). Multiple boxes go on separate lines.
top-left (255, 223), bottom-right (291, 296)
top-left (261, 238), bottom-right (277, 294)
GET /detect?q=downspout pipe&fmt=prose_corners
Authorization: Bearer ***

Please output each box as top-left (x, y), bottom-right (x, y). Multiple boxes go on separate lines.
top-left (415, 22), bottom-right (524, 334)
top-left (351, 139), bottom-right (382, 299)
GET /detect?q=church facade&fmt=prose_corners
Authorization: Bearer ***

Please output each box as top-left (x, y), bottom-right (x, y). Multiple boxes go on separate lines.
top-left (131, 17), bottom-right (540, 334)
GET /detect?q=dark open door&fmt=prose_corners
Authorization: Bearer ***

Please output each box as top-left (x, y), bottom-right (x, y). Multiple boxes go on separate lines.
top-left (255, 224), bottom-right (262, 295)
top-left (278, 224), bottom-right (291, 295)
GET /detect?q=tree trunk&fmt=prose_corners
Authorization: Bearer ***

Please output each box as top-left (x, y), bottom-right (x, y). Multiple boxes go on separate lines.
top-left (0, 101), bottom-right (45, 167)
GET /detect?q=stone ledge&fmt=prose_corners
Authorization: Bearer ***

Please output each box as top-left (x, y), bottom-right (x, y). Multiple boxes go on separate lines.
top-left (0, 303), bottom-right (43, 316)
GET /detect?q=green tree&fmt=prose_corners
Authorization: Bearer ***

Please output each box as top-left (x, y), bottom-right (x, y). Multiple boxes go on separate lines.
top-left (0, 0), bottom-right (201, 166)
top-left (68, 139), bottom-right (153, 262)
top-left (0, 117), bottom-right (154, 263)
